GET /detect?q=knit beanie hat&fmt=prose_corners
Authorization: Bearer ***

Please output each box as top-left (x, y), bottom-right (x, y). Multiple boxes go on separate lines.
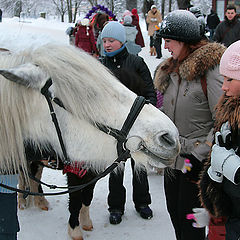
top-left (151, 5), bottom-right (157, 10)
top-left (101, 21), bottom-right (126, 43)
top-left (159, 10), bottom-right (201, 43)
top-left (80, 18), bottom-right (90, 26)
top-left (124, 15), bottom-right (132, 25)
top-left (122, 10), bottom-right (133, 18)
top-left (220, 40), bottom-right (240, 80)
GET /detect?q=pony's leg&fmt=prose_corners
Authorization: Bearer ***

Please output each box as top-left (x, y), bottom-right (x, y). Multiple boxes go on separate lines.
top-left (80, 205), bottom-right (93, 231)
top-left (30, 161), bottom-right (49, 211)
top-left (67, 172), bottom-right (83, 240)
top-left (80, 170), bottom-right (96, 231)
top-left (67, 170), bottom-right (96, 239)
top-left (18, 170), bottom-right (29, 209)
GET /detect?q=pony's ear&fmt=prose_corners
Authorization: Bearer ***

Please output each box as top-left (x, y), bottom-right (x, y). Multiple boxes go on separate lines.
top-left (0, 63), bottom-right (49, 91)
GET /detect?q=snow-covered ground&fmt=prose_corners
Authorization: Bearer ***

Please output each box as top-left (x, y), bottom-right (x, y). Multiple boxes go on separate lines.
top-left (0, 16), bottom-right (175, 240)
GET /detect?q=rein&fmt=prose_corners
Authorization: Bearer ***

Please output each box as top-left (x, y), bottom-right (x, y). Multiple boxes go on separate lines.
top-left (0, 78), bottom-right (148, 196)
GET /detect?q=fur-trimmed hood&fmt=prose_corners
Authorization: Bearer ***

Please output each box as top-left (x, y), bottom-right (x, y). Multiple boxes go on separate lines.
top-left (154, 42), bottom-right (226, 93)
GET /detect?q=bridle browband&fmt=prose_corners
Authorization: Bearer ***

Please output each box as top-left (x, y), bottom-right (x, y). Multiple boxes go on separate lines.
top-left (0, 78), bottom-right (149, 196)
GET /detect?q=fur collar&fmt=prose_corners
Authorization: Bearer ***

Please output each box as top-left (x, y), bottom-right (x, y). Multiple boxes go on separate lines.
top-left (215, 96), bottom-right (240, 132)
top-left (154, 42), bottom-right (226, 93)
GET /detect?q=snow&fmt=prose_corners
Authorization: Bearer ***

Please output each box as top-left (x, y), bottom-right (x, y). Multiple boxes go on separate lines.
top-left (0, 17), bottom-right (174, 240)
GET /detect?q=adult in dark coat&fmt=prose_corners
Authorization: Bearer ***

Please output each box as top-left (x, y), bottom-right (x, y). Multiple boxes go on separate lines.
top-left (101, 21), bottom-right (156, 225)
top-left (199, 40), bottom-right (240, 240)
top-left (213, 5), bottom-right (240, 47)
top-left (207, 9), bottom-right (220, 40)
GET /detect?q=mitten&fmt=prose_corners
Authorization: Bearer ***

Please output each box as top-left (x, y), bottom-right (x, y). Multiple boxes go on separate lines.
top-left (186, 208), bottom-right (210, 228)
top-left (151, 18), bottom-right (157, 22)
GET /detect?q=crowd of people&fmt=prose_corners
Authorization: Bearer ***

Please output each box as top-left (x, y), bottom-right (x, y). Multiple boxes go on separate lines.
top-left (65, 3), bottom-right (240, 240)
top-left (2, 3), bottom-right (240, 240)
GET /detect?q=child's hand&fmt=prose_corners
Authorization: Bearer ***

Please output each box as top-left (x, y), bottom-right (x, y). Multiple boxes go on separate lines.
top-left (186, 208), bottom-right (210, 228)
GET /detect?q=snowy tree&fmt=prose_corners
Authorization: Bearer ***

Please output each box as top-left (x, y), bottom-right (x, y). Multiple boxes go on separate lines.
top-left (176, 0), bottom-right (191, 9)
top-left (126, 0), bottom-right (137, 10)
top-left (0, 0), bottom-right (53, 17)
top-left (51, 0), bottom-right (67, 22)
top-left (190, 0), bottom-right (212, 15)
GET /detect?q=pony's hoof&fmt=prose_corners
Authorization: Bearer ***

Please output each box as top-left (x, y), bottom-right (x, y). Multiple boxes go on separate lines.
top-left (18, 202), bottom-right (27, 210)
top-left (68, 224), bottom-right (83, 240)
top-left (18, 199), bottom-right (28, 210)
top-left (82, 224), bottom-right (93, 231)
top-left (34, 196), bottom-right (49, 211)
top-left (40, 206), bottom-right (49, 211)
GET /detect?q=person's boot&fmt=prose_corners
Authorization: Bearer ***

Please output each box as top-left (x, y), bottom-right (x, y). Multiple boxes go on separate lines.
top-left (150, 47), bottom-right (154, 56)
top-left (136, 206), bottom-right (153, 219)
top-left (153, 47), bottom-right (157, 56)
top-left (156, 53), bottom-right (162, 59)
top-left (109, 210), bottom-right (123, 224)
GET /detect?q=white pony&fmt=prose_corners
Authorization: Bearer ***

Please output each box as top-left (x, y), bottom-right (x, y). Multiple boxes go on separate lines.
top-left (0, 44), bottom-right (180, 239)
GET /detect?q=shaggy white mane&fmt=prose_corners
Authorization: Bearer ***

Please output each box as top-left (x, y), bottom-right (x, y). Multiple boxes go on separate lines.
top-left (0, 44), bottom-right (133, 175)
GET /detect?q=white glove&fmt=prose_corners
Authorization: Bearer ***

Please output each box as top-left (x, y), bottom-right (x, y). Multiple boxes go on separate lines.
top-left (208, 144), bottom-right (240, 184)
top-left (186, 208), bottom-right (210, 228)
top-left (151, 18), bottom-right (157, 22)
top-left (216, 121), bottom-right (232, 148)
top-left (208, 144), bottom-right (235, 183)
top-left (208, 121), bottom-right (239, 183)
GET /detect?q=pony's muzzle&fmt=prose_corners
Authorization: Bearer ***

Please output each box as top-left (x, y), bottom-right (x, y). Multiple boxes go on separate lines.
top-left (155, 131), bottom-right (180, 156)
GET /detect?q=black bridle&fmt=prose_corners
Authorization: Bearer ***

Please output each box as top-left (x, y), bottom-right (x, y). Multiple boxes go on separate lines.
top-left (0, 78), bottom-right (149, 196)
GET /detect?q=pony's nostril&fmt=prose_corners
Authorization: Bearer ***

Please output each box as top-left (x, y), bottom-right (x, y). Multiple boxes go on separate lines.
top-left (158, 133), bottom-right (176, 147)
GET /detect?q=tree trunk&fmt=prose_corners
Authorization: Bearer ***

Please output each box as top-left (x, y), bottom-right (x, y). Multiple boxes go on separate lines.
top-left (14, 0), bottom-right (22, 17)
top-left (111, 0), bottom-right (114, 13)
top-left (88, 0), bottom-right (98, 7)
top-left (161, 0), bottom-right (165, 18)
top-left (60, 0), bottom-right (65, 22)
top-left (67, 0), bottom-right (73, 23)
top-left (169, 0), bottom-right (172, 12)
top-left (177, 0), bottom-right (191, 9)
top-left (126, 0), bottom-right (137, 10)
top-left (73, 2), bottom-right (78, 23)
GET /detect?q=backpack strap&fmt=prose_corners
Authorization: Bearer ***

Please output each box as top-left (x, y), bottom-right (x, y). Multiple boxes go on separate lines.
top-left (200, 75), bottom-right (207, 99)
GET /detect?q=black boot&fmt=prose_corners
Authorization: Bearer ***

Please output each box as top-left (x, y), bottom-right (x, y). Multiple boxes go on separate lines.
top-left (109, 210), bottom-right (123, 224)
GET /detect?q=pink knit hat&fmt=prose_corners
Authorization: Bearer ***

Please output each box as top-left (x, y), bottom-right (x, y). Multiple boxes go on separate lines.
top-left (122, 10), bottom-right (133, 18)
top-left (220, 40), bottom-right (240, 81)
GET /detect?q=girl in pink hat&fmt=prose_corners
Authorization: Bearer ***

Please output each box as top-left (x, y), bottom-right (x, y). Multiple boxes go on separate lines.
top-left (199, 40), bottom-right (240, 240)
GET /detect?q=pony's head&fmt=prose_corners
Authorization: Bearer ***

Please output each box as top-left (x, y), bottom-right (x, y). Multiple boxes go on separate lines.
top-left (0, 44), bottom-right (180, 175)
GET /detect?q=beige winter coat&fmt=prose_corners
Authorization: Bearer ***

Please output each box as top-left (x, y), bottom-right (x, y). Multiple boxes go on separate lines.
top-left (154, 42), bottom-right (226, 169)
top-left (146, 9), bottom-right (162, 36)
